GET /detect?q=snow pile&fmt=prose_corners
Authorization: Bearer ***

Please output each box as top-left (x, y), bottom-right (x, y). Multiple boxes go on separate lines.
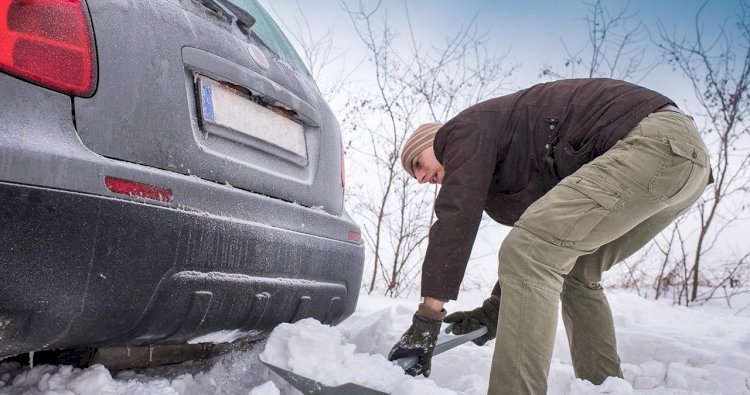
top-left (0, 349), bottom-right (284, 395)
top-left (257, 291), bottom-right (750, 394)
top-left (608, 292), bottom-right (750, 393)
top-left (0, 290), bottom-right (749, 394)
top-left (260, 317), bottom-right (454, 394)
top-left (247, 381), bottom-right (279, 395)
top-left (0, 363), bottom-right (180, 394)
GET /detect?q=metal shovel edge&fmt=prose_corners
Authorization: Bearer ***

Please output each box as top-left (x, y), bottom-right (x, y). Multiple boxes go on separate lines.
top-left (261, 325), bottom-right (488, 395)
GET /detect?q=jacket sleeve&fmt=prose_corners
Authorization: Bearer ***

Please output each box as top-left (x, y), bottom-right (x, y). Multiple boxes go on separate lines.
top-left (420, 116), bottom-right (498, 300)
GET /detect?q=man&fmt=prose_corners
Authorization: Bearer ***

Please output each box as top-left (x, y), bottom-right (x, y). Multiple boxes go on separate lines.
top-left (387, 78), bottom-right (711, 394)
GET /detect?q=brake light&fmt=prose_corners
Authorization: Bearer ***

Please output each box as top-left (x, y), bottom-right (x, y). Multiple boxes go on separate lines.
top-left (0, 0), bottom-right (97, 96)
top-left (105, 177), bottom-right (172, 203)
top-left (347, 231), bottom-right (361, 244)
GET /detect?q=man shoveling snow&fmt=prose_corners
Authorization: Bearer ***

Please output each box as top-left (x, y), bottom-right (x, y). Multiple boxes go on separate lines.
top-left (390, 78), bottom-right (712, 394)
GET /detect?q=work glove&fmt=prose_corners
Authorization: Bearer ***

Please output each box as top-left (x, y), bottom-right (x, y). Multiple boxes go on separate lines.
top-left (443, 295), bottom-right (500, 346)
top-left (387, 303), bottom-right (446, 377)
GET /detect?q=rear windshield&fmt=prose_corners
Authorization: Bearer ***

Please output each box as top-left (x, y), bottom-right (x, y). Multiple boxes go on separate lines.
top-left (227, 0), bottom-right (310, 76)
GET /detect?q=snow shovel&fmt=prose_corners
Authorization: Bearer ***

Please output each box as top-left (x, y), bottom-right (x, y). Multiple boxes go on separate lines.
top-left (261, 324), bottom-right (488, 395)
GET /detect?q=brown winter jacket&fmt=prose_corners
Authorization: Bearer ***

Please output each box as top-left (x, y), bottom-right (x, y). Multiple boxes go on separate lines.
top-left (422, 78), bottom-right (672, 300)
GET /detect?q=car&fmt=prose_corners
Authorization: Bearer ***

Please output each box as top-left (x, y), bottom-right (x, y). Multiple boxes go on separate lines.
top-left (0, 0), bottom-right (364, 366)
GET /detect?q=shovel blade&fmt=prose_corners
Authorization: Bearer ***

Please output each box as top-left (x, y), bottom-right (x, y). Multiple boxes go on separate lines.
top-left (263, 360), bottom-right (389, 395)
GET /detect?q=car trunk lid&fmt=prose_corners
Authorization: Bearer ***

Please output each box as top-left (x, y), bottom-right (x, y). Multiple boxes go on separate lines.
top-left (73, 0), bottom-right (344, 215)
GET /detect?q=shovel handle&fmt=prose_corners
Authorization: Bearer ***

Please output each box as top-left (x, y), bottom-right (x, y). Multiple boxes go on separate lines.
top-left (393, 325), bottom-right (488, 370)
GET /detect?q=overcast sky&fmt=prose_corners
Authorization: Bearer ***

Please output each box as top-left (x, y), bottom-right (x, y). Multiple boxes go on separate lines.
top-left (259, 0), bottom-right (743, 109)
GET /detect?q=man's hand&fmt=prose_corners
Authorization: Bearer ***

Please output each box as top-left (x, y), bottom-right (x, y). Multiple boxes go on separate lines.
top-left (443, 295), bottom-right (500, 346)
top-left (387, 303), bottom-right (446, 377)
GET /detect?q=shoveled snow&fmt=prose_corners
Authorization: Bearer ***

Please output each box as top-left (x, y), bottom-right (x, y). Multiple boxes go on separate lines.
top-left (260, 318), bottom-right (452, 394)
top-left (0, 290), bottom-right (748, 394)
top-left (247, 381), bottom-right (279, 395)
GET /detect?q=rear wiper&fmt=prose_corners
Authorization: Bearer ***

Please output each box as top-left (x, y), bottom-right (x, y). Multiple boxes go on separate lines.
top-left (215, 0), bottom-right (256, 35)
top-left (197, 0), bottom-right (231, 22)
top-left (197, 0), bottom-right (256, 36)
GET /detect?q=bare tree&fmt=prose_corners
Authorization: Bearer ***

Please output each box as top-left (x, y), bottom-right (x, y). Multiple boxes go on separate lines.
top-left (652, 222), bottom-right (681, 300)
top-left (265, 0), bottom-right (357, 103)
top-left (540, 0), bottom-right (657, 83)
top-left (341, 0), bottom-right (516, 296)
top-left (656, 0), bottom-right (750, 304)
top-left (540, 0), bottom-right (750, 307)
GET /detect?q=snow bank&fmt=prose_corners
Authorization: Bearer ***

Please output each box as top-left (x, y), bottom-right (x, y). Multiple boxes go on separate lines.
top-left (0, 291), bottom-right (748, 394)
top-left (258, 290), bottom-right (750, 394)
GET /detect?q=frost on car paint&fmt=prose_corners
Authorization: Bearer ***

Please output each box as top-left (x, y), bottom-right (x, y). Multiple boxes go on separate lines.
top-left (0, 0), bottom-right (363, 363)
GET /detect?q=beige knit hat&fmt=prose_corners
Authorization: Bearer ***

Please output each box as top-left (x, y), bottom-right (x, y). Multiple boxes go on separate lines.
top-left (400, 122), bottom-right (444, 177)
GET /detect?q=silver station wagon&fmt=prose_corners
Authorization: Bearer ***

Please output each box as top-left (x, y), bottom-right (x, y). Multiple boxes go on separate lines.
top-left (0, 0), bottom-right (364, 366)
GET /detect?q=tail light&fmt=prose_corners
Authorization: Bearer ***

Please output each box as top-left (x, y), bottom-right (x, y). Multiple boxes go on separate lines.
top-left (0, 0), bottom-right (97, 97)
top-left (347, 231), bottom-right (361, 244)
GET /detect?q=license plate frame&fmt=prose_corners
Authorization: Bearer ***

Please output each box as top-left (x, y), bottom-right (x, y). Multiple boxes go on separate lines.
top-left (197, 76), bottom-right (307, 161)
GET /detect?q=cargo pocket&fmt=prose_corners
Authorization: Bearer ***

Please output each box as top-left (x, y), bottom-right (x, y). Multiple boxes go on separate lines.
top-left (563, 176), bottom-right (621, 242)
top-left (649, 138), bottom-right (707, 200)
top-left (516, 175), bottom-right (621, 246)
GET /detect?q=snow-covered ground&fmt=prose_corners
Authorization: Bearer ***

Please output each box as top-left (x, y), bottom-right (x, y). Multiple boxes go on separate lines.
top-left (1, 290), bottom-right (749, 394)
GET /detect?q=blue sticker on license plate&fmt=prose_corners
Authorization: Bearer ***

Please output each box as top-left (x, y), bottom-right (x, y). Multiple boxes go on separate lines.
top-left (201, 81), bottom-right (215, 123)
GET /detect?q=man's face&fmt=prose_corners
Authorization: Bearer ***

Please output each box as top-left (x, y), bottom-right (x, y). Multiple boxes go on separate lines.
top-left (412, 146), bottom-right (444, 184)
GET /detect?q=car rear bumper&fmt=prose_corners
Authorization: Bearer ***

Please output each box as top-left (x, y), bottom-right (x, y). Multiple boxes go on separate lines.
top-left (0, 180), bottom-right (364, 358)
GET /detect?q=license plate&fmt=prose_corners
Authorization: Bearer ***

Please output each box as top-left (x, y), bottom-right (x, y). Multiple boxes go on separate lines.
top-left (198, 77), bottom-right (306, 158)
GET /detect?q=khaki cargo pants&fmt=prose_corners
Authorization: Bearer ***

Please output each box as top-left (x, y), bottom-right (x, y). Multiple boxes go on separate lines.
top-left (489, 111), bottom-right (711, 394)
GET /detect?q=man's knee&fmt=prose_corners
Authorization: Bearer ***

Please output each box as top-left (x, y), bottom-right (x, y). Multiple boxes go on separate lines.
top-left (498, 227), bottom-right (569, 295)
top-left (563, 274), bottom-right (605, 295)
